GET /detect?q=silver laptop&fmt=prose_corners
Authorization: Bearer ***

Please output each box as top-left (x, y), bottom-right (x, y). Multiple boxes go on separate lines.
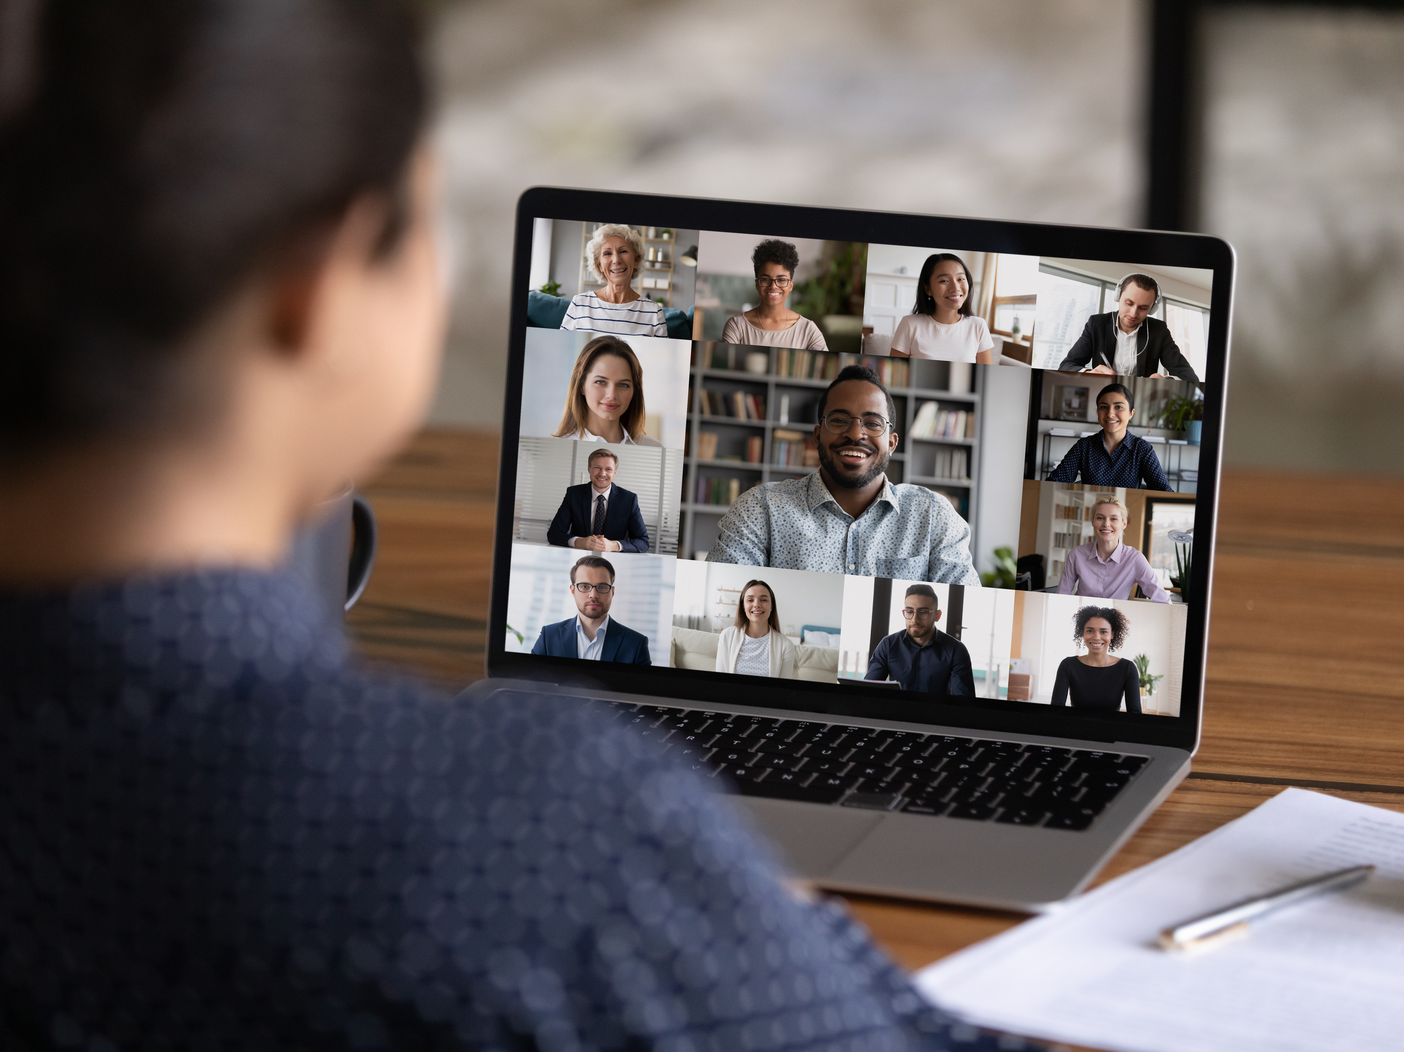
top-left (473, 188), bottom-right (1232, 911)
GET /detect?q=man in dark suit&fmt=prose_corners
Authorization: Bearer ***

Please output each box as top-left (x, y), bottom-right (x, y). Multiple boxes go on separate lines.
top-left (531, 555), bottom-right (652, 664)
top-left (865, 584), bottom-right (974, 695)
top-left (546, 447), bottom-right (651, 553)
top-left (1056, 273), bottom-right (1200, 382)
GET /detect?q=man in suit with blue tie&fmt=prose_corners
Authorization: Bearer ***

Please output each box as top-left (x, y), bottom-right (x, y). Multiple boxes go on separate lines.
top-left (531, 556), bottom-right (653, 664)
top-left (546, 448), bottom-right (651, 553)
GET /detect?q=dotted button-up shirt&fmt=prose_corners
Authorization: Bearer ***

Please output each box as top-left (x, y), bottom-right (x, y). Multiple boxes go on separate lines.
top-left (708, 471), bottom-right (980, 583)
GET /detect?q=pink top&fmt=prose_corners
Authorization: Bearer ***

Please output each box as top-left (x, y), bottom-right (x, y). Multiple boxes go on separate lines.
top-left (1057, 540), bottom-right (1170, 603)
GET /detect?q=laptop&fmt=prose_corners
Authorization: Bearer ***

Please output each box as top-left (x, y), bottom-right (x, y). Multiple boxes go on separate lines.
top-left (474, 187), bottom-right (1233, 911)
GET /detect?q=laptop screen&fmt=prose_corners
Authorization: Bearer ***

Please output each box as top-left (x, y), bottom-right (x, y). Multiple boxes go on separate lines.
top-left (492, 191), bottom-right (1231, 748)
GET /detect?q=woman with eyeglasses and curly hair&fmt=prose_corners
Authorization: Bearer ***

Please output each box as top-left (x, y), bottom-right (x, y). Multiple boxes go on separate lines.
top-left (1051, 605), bottom-right (1142, 713)
top-left (721, 238), bottom-right (828, 350)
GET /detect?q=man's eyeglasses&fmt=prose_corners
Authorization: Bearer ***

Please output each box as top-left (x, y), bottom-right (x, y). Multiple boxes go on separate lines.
top-left (821, 412), bottom-right (891, 436)
top-left (755, 276), bottom-right (793, 289)
top-left (901, 607), bottom-right (936, 620)
top-left (572, 582), bottom-right (614, 595)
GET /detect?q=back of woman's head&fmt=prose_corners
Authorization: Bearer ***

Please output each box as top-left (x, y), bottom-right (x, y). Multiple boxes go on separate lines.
top-left (0, 0), bottom-right (425, 463)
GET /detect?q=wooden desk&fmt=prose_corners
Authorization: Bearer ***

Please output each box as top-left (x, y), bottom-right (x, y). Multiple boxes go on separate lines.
top-left (347, 429), bottom-right (1404, 978)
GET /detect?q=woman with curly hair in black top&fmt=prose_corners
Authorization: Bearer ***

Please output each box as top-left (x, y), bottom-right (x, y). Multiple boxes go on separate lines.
top-left (721, 237), bottom-right (829, 350)
top-left (1051, 605), bottom-right (1141, 713)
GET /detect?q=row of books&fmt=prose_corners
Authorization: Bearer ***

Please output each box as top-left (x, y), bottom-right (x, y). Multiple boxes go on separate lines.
top-left (695, 476), bottom-right (742, 506)
top-left (769, 350), bottom-right (911, 388)
top-left (695, 388), bottom-right (766, 420)
top-left (924, 447), bottom-right (970, 480)
top-left (694, 431), bottom-right (764, 464)
top-left (910, 401), bottom-right (976, 440)
top-left (771, 429), bottom-right (819, 468)
top-left (1054, 504), bottom-right (1094, 520)
top-left (1052, 531), bottom-right (1087, 549)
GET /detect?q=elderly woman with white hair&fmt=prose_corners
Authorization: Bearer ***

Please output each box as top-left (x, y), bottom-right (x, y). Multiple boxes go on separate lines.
top-left (561, 223), bottom-right (668, 336)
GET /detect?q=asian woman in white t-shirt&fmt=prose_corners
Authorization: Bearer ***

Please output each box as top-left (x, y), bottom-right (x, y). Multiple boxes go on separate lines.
top-left (889, 253), bottom-right (995, 364)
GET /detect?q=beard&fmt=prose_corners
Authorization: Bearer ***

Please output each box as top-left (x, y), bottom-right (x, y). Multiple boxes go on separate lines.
top-left (817, 437), bottom-right (891, 491)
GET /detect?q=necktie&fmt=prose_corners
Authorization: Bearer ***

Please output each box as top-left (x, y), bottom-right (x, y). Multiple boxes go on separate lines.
top-left (592, 493), bottom-right (606, 535)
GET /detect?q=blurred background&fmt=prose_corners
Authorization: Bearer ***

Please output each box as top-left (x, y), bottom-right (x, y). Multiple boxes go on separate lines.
top-left (425, 0), bottom-right (1404, 476)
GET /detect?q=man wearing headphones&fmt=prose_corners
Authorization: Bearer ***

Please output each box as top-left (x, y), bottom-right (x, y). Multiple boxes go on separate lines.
top-left (1056, 273), bottom-right (1199, 382)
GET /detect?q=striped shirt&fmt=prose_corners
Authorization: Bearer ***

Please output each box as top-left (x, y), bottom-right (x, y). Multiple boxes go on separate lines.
top-left (561, 291), bottom-right (667, 336)
top-left (1046, 431), bottom-right (1171, 491)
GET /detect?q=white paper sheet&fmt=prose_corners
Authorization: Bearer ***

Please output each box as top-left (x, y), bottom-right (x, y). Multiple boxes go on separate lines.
top-left (915, 788), bottom-right (1404, 1052)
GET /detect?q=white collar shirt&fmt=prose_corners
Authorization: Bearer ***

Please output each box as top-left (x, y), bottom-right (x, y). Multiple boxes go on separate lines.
top-left (575, 614), bottom-right (610, 660)
top-left (1113, 317), bottom-right (1141, 375)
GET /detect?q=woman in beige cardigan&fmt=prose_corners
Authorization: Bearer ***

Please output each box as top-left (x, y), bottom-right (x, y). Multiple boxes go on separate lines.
top-left (715, 580), bottom-right (798, 678)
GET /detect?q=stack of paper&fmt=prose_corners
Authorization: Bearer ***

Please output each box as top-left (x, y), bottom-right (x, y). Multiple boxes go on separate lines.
top-left (916, 789), bottom-right (1404, 1052)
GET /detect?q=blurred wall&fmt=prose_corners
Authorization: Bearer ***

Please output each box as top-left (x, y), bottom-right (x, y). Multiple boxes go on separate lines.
top-left (428, 0), bottom-right (1145, 428)
top-left (1200, 6), bottom-right (1404, 475)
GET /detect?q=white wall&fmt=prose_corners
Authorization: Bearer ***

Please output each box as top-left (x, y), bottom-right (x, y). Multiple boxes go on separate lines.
top-left (975, 363), bottom-right (1032, 573)
top-left (519, 328), bottom-right (690, 448)
top-left (696, 231), bottom-right (831, 279)
top-left (680, 563), bottom-right (846, 638)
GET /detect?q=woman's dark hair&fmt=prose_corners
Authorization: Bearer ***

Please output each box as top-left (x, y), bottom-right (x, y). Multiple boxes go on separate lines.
top-left (0, 0), bottom-right (426, 463)
top-left (1096, 383), bottom-right (1135, 411)
top-left (733, 579), bottom-right (781, 633)
top-left (1074, 605), bottom-right (1130, 652)
top-left (751, 239), bottom-right (800, 278)
top-left (913, 253), bottom-right (974, 317)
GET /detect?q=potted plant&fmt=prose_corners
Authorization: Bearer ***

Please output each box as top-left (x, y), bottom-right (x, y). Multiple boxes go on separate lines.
top-left (1167, 531), bottom-right (1193, 604)
top-left (1158, 396), bottom-right (1204, 445)
top-left (790, 241), bottom-right (867, 353)
top-left (980, 546), bottom-right (1018, 589)
top-left (1132, 653), bottom-right (1163, 709)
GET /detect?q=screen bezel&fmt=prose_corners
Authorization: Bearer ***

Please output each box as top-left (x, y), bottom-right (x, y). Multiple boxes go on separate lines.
top-left (488, 186), bottom-right (1234, 753)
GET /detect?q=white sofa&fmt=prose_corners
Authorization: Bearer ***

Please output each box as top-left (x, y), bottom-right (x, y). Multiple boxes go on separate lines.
top-left (669, 626), bottom-right (839, 683)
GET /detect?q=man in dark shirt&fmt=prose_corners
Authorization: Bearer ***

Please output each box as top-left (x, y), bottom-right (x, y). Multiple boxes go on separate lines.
top-left (546, 447), bottom-right (650, 552)
top-left (1046, 383), bottom-right (1171, 491)
top-left (865, 584), bottom-right (975, 695)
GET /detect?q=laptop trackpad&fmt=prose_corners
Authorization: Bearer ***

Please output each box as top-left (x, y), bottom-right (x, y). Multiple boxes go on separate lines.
top-left (734, 798), bottom-right (884, 877)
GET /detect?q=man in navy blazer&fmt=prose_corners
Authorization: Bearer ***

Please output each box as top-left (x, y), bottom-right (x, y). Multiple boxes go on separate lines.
top-left (531, 555), bottom-right (652, 664)
top-left (546, 448), bottom-right (651, 553)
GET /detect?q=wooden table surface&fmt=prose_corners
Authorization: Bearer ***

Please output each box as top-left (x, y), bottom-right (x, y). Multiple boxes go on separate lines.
top-left (347, 428), bottom-right (1404, 978)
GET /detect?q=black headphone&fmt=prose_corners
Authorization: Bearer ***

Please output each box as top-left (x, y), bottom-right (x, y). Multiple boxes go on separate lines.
top-left (1115, 273), bottom-right (1162, 313)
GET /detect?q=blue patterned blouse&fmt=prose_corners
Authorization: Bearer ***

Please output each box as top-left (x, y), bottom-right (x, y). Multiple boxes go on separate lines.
top-left (0, 569), bottom-right (1038, 1051)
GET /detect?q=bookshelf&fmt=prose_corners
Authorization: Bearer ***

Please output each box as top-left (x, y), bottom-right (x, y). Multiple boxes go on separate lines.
top-left (578, 223), bottom-right (676, 307)
top-left (681, 343), bottom-right (986, 561)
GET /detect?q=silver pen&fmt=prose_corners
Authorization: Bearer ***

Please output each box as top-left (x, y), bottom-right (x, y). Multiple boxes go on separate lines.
top-left (1158, 863), bottom-right (1376, 953)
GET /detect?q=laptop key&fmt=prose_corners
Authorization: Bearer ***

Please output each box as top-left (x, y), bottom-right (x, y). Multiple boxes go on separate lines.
top-left (901, 797), bottom-right (951, 817)
top-left (842, 791), bottom-right (903, 811)
top-left (737, 774), bottom-right (847, 805)
top-left (1045, 808), bottom-right (1099, 831)
top-left (995, 806), bottom-right (1049, 826)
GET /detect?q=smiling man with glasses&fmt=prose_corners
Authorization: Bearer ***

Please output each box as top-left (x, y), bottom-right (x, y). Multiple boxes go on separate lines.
top-left (530, 555), bottom-right (652, 663)
top-left (708, 365), bottom-right (979, 582)
top-left (864, 584), bottom-right (975, 696)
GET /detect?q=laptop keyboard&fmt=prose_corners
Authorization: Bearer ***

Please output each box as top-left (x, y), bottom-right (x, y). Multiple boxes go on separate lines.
top-left (602, 701), bottom-right (1148, 831)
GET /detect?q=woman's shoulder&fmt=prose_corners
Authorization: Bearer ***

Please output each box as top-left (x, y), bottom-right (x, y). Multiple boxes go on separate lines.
top-left (964, 314), bottom-right (990, 334)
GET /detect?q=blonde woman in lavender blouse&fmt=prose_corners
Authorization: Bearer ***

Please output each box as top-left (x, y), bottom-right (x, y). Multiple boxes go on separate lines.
top-left (1057, 495), bottom-right (1171, 603)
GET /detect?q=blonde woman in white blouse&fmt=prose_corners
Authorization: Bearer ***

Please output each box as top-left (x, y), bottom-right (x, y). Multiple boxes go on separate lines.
top-left (715, 580), bottom-right (798, 678)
